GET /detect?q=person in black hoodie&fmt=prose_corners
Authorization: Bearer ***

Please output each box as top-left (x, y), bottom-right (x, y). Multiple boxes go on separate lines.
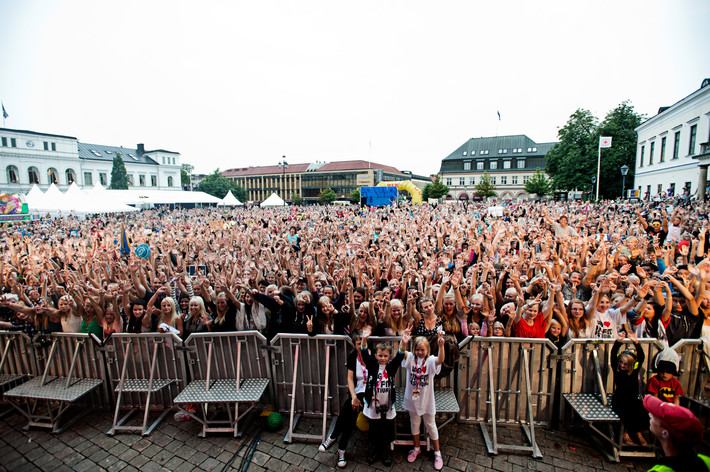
top-left (359, 325), bottom-right (406, 466)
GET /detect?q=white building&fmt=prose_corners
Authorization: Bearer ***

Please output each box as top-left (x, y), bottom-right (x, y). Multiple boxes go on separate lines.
top-left (634, 78), bottom-right (710, 200)
top-left (0, 128), bottom-right (182, 194)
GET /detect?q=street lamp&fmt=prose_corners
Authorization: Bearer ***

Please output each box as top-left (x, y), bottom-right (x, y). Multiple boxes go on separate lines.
top-left (278, 156), bottom-right (288, 200)
top-left (591, 176), bottom-right (597, 202)
top-left (620, 165), bottom-right (629, 200)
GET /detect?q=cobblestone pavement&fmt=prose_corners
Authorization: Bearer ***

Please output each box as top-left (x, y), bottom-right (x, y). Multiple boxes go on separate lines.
top-left (0, 408), bottom-right (670, 471)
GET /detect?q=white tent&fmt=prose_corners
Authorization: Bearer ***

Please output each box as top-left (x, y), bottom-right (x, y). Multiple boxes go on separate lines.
top-left (260, 193), bottom-right (286, 207)
top-left (24, 184), bottom-right (46, 210)
top-left (217, 190), bottom-right (243, 206)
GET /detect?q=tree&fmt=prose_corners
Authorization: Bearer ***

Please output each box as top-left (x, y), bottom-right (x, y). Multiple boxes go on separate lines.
top-left (525, 169), bottom-right (553, 200)
top-left (349, 188), bottom-right (360, 204)
top-left (544, 108), bottom-right (599, 193)
top-left (422, 184), bottom-right (431, 202)
top-left (596, 101), bottom-right (644, 199)
top-left (545, 104), bottom-right (644, 199)
top-left (198, 169), bottom-right (247, 200)
top-left (474, 172), bottom-right (496, 198)
top-left (318, 187), bottom-right (337, 204)
top-left (181, 163), bottom-right (194, 187)
top-left (428, 176), bottom-right (450, 199)
top-left (109, 153), bottom-right (129, 189)
top-left (291, 192), bottom-right (303, 205)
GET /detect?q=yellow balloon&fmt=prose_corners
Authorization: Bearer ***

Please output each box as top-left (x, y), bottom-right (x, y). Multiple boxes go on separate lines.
top-left (356, 412), bottom-right (369, 432)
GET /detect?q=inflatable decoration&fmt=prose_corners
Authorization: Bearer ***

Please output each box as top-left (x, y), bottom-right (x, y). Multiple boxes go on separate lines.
top-left (0, 193), bottom-right (21, 214)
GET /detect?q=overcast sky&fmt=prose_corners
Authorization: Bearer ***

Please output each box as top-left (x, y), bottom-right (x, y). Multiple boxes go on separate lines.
top-left (1, 0), bottom-right (708, 177)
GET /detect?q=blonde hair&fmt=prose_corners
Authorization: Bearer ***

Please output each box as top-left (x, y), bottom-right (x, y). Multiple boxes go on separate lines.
top-left (413, 336), bottom-right (431, 357)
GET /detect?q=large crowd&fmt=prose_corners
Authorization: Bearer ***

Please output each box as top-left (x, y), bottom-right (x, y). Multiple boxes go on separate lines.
top-left (2, 196), bottom-right (710, 468)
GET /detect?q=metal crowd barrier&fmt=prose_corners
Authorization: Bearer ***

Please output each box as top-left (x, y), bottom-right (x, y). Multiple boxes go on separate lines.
top-left (457, 336), bottom-right (557, 458)
top-left (103, 333), bottom-right (186, 435)
top-left (173, 331), bottom-right (270, 437)
top-left (558, 338), bottom-right (663, 462)
top-left (3, 333), bottom-right (108, 433)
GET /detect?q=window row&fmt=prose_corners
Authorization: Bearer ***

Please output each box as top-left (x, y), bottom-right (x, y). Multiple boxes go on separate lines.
top-left (446, 175), bottom-right (528, 186)
top-left (462, 160), bottom-right (526, 170)
top-left (639, 124), bottom-right (699, 167)
top-left (5, 165), bottom-right (174, 187)
top-left (1, 137), bottom-right (57, 150)
top-left (461, 147), bottom-right (537, 157)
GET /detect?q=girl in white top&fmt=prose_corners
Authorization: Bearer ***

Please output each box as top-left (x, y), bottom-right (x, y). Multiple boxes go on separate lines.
top-left (400, 327), bottom-right (446, 470)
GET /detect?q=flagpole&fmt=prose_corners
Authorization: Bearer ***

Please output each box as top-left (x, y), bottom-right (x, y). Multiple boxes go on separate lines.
top-left (595, 142), bottom-right (601, 202)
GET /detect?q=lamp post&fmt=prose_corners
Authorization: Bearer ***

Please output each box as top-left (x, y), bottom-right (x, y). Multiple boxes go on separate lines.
top-left (620, 165), bottom-right (629, 200)
top-left (278, 156), bottom-right (288, 201)
top-left (591, 176), bottom-right (597, 202)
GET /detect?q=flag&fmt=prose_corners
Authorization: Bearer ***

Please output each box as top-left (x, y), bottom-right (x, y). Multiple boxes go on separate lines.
top-left (120, 224), bottom-right (131, 256)
top-left (1, 103), bottom-right (7, 120)
top-left (497, 110), bottom-right (501, 121)
top-left (600, 136), bottom-right (612, 148)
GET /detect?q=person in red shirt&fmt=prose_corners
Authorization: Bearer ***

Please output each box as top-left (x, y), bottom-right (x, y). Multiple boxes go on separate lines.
top-left (509, 284), bottom-right (557, 338)
top-left (648, 359), bottom-right (684, 405)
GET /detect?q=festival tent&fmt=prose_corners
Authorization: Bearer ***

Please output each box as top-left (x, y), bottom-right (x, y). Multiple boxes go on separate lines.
top-left (102, 189), bottom-right (220, 208)
top-left (24, 184), bottom-right (47, 210)
top-left (217, 190), bottom-right (243, 206)
top-left (260, 193), bottom-right (286, 207)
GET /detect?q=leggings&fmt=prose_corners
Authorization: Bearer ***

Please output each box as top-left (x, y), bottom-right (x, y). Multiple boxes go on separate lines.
top-left (368, 417), bottom-right (394, 453)
top-left (409, 412), bottom-right (439, 440)
top-left (331, 393), bottom-right (364, 450)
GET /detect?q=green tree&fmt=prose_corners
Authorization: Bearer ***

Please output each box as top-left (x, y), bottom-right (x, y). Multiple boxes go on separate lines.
top-left (109, 153), bottom-right (129, 189)
top-left (474, 172), bottom-right (496, 198)
top-left (181, 163), bottom-right (194, 187)
top-left (428, 176), bottom-right (450, 199)
top-left (544, 109), bottom-right (599, 193)
top-left (291, 192), bottom-right (303, 205)
top-left (525, 169), bottom-right (553, 200)
top-left (349, 188), bottom-right (360, 204)
top-left (318, 187), bottom-right (337, 204)
top-left (198, 169), bottom-right (247, 200)
top-left (422, 184), bottom-right (431, 202)
top-left (596, 101), bottom-right (644, 199)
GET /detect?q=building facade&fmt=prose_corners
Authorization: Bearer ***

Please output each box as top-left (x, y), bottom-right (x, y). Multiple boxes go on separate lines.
top-left (438, 135), bottom-right (555, 201)
top-left (0, 127), bottom-right (181, 194)
top-left (634, 79), bottom-right (710, 200)
top-left (223, 160), bottom-right (408, 203)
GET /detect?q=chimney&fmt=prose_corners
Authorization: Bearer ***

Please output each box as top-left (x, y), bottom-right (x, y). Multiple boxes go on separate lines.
top-left (137, 143), bottom-right (145, 154)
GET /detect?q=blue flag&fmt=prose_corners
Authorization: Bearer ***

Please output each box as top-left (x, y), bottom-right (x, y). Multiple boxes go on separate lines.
top-left (497, 110), bottom-right (501, 121)
top-left (120, 225), bottom-right (131, 256)
top-left (1, 103), bottom-right (7, 120)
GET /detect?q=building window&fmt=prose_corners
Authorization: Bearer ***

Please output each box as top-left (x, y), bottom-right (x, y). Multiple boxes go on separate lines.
top-left (139, 175), bottom-right (146, 186)
top-left (51, 142), bottom-right (56, 151)
top-left (83, 172), bottom-right (93, 186)
top-left (500, 176), bottom-right (507, 185)
top-left (660, 137), bottom-right (666, 163)
top-left (459, 177), bottom-right (465, 186)
top-left (503, 160), bottom-right (511, 169)
top-left (511, 175), bottom-right (518, 185)
top-left (471, 150), bottom-right (475, 156)
top-left (649, 142), bottom-right (655, 165)
top-left (151, 175), bottom-right (157, 186)
top-left (43, 141), bottom-right (49, 150)
top-left (523, 175), bottom-right (530, 184)
top-left (172, 158), bottom-right (176, 165)
top-left (639, 145), bottom-right (645, 167)
top-left (463, 151), bottom-right (467, 156)
top-left (6, 165), bottom-right (19, 183)
top-left (673, 131), bottom-right (680, 159)
top-left (162, 157), bottom-right (165, 164)
top-left (669, 182), bottom-right (675, 196)
top-left (127, 174), bottom-right (134, 186)
top-left (490, 176), bottom-right (496, 185)
top-left (445, 178), bottom-right (452, 186)
top-left (47, 167), bottom-right (59, 184)
top-left (685, 181), bottom-right (692, 192)
top-left (168, 176), bottom-right (174, 187)
top-left (657, 184), bottom-right (663, 195)
top-left (517, 160), bottom-right (525, 169)
top-left (1, 137), bottom-right (6, 147)
top-left (477, 161), bottom-right (484, 170)
top-left (689, 124), bottom-right (697, 155)
top-left (463, 161), bottom-right (471, 170)
top-left (99, 173), bottom-right (107, 186)
top-left (28, 167), bottom-right (40, 184)
top-left (490, 161), bottom-right (498, 170)
top-left (469, 177), bottom-right (475, 185)
top-left (66, 169), bottom-right (75, 184)
top-left (10, 138), bottom-right (17, 147)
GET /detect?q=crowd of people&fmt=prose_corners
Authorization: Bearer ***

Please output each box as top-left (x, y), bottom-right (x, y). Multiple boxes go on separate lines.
top-left (1, 197), bottom-right (710, 468)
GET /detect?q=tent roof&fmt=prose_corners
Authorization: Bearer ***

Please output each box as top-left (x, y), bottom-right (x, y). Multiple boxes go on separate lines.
top-left (260, 193), bottom-right (286, 207)
top-left (217, 190), bottom-right (243, 206)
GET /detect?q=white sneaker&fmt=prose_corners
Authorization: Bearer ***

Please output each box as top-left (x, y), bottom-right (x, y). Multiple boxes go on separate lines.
top-left (337, 449), bottom-right (347, 468)
top-left (318, 436), bottom-right (336, 452)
